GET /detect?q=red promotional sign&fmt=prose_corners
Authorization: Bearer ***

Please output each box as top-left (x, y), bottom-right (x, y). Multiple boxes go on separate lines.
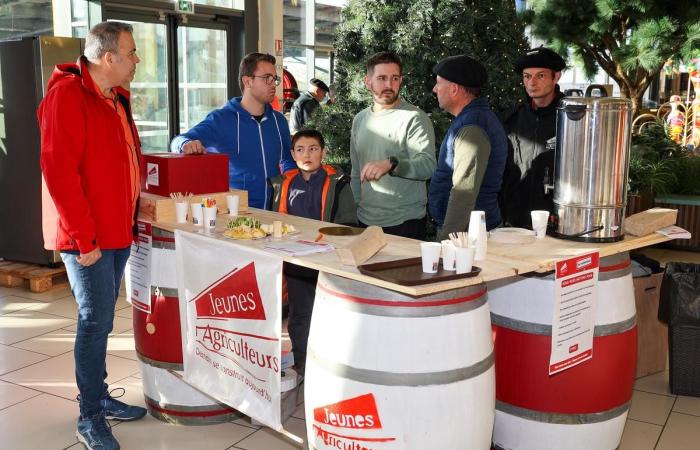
top-left (313, 394), bottom-right (383, 430)
top-left (193, 262), bottom-right (267, 321)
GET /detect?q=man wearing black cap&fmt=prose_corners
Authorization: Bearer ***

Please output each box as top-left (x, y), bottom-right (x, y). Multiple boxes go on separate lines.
top-left (289, 77), bottom-right (329, 133)
top-left (428, 55), bottom-right (508, 240)
top-left (500, 47), bottom-right (566, 228)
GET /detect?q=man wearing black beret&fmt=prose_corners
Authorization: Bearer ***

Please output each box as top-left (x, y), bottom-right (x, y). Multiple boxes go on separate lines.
top-left (428, 55), bottom-right (508, 240)
top-left (289, 77), bottom-right (329, 133)
top-left (500, 47), bottom-right (566, 229)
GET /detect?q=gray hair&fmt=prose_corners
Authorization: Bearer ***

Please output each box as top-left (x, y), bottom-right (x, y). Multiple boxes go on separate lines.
top-left (84, 21), bottom-right (134, 60)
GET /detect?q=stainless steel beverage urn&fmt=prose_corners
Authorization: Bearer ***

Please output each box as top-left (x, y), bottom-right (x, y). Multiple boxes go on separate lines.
top-left (553, 96), bottom-right (633, 242)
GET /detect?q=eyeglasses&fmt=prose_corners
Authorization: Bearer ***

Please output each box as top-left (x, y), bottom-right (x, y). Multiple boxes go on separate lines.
top-left (250, 74), bottom-right (282, 86)
top-left (293, 146), bottom-right (322, 154)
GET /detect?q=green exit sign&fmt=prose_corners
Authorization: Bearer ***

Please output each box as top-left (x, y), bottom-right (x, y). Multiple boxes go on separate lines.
top-left (176, 0), bottom-right (194, 14)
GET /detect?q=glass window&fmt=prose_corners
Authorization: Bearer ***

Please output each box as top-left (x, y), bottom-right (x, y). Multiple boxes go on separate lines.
top-left (314, 1), bottom-right (341, 47)
top-left (177, 26), bottom-right (228, 132)
top-left (0, 1), bottom-right (53, 40)
top-left (314, 49), bottom-right (331, 85)
top-left (284, 45), bottom-right (307, 92)
top-left (128, 22), bottom-right (170, 153)
top-left (194, 0), bottom-right (244, 8)
top-left (71, 0), bottom-right (89, 38)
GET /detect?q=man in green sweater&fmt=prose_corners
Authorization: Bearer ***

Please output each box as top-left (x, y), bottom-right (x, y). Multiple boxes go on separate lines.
top-left (350, 51), bottom-right (436, 240)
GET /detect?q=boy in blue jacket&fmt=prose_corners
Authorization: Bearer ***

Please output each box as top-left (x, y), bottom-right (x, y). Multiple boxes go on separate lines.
top-left (171, 52), bottom-right (295, 209)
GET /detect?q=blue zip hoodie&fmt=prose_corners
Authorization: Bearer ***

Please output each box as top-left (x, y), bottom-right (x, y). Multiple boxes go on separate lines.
top-left (171, 97), bottom-right (295, 209)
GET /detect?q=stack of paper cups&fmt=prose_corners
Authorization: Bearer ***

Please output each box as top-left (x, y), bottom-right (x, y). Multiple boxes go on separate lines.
top-left (467, 210), bottom-right (487, 261)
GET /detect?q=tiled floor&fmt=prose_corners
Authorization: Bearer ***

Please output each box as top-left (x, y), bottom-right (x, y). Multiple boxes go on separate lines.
top-left (0, 245), bottom-right (699, 449)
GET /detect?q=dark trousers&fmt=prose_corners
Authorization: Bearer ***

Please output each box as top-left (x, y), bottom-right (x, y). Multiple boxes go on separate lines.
top-left (284, 263), bottom-right (319, 367)
top-left (359, 216), bottom-right (427, 240)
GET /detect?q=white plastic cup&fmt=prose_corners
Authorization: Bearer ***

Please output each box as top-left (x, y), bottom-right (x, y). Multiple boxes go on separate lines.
top-left (226, 194), bottom-right (240, 216)
top-left (441, 240), bottom-right (456, 271)
top-left (420, 242), bottom-right (442, 274)
top-left (191, 203), bottom-right (203, 226)
top-left (531, 210), bottom-right (549, 239)
top-left (203, 206), bottom-right (217, 229)
top-left (175, 202), bottom-right (188, 224)
top-left (455, 246), bottom-right (475, 274)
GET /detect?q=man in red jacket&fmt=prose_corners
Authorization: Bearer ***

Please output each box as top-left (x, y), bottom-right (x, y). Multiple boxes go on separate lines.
top-left (38, 21), bottom-right (146, 450)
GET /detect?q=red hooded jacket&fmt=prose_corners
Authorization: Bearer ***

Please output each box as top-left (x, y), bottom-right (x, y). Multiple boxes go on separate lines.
top-left (38, 56), bottom-right (142, 254)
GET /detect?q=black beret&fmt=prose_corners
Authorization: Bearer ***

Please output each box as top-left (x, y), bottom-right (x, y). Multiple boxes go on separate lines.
top-left (309, 78), bottom-right (329, 92)
top-left (515, 47), bottom-right (566, 72)
top-left (432, 54), bottom-right (488, 88)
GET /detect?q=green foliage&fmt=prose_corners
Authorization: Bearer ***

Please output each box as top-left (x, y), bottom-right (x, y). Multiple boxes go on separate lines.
top-left (674, 154), bottom-right (700, 195)
top-left (523, 0), bottom-right (700, 114)
top-left (311, 0), bottom-right (529, 167)
top-left (629, 123), bottom-right (686, 195)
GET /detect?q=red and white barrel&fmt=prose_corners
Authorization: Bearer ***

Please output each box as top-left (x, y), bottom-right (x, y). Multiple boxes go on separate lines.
top-left (132, 226), bottom-right (240, 425)
top-left (304, 273), bottom-right (495, 450)
top-left (488, 252), bottom-right (636, 450)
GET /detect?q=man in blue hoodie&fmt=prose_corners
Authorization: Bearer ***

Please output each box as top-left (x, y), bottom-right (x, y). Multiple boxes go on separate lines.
top-left (171, 52), bottom-right (295, 209)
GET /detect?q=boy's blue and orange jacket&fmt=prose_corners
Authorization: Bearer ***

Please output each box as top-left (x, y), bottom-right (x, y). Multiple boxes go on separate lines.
top-left (268, 165), bottom-right (357, 226)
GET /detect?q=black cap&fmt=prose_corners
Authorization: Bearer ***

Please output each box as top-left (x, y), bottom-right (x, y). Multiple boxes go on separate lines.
top-left (432, 54), bottom-right (488, 88)
top-left (309, 78), bottom-right (329, 92)
top-left (515, 47), bottom-right (566, 72)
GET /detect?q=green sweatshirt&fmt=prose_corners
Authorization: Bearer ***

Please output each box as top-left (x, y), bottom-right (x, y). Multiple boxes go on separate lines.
top-left (350, 99), bottom-right (436, 227)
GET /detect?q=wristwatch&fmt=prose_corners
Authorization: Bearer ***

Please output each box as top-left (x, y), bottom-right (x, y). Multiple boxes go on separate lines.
top-left (388, 156), bottom-right (399, 176)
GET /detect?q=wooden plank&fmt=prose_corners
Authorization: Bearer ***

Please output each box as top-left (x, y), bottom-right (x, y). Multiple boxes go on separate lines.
top-left (624, 208), bottom-right (677, 236)
top-left (0, 261), bottom-right (67, 292)
top-left (0, 273), bottom-right (24, 287)
top-left (337, 226), bottom-right (387, 266)
top-left (151, 208), bottom-right (541, 296)
top-left (488, 232), bottom-right (672, 273)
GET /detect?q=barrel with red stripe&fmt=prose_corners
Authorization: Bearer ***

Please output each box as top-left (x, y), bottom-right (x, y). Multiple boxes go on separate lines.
top-left (305, 272), bottom-right (495, 450)
top-left (488, 252), bottom-right (636, 450)
top-left (132, 225), bottom-right (240, 425)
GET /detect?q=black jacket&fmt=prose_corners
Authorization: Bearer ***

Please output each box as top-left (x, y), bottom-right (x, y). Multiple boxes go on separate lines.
top-left (500, 87), bottom-right (565, 228)
top-left (289, 91), bottom-right (320, 133)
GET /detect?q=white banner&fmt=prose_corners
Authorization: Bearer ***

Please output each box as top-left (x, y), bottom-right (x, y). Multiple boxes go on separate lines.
top-left (549, 252), bottom-right (599, 375)
top-left (174, 230), bottom-right (284, 429)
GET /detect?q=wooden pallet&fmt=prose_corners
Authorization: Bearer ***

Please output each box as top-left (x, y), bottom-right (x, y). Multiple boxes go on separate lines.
top-left (0, 261), bottom-right (68, 293)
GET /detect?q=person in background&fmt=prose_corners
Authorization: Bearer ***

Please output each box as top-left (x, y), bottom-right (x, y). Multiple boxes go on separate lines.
top-left (170, 52), bottom-right (295, 209)
top-left (38, 21), bottom-right (147, 450)
top-left (428, 54), bottom-right (508, 240)
top-left (500, 46), bottom-right (567, 228)
top-left (350, 51), bottom-right (436, 240)
top-left (289, 78), bottom-right (329, 134)
top-left (269, 128), bottom-right (356, 373)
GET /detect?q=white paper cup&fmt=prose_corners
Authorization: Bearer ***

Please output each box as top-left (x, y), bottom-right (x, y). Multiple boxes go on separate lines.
top-left (441, 240), bottom-right (456, 271)
top-left (273, 220), bottom-right (283, 238)
top-left (226, 194), bottom-right (240, 216)
top-left (191, 203), bottom-right (203, 226)
top-left (203, 206), bottom-right (217, 229)
top-left (455, 246), bottom-right (475, 274)
top-left (175, 202), bottom-right (188, 223)
top-left (420, 242), bottom-right (441, 274)
top-left (531, 210), bottom-right (549, 238)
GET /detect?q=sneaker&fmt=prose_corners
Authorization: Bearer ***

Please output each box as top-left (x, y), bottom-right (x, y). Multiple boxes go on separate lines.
top-left (101, 388), bottom-right (147, 421)
top-left (76, 412), bottom-right (120, 450)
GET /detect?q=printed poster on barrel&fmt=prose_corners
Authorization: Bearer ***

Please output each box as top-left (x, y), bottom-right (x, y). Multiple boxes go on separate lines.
top-left (174, 230), bottom-right (283, 429)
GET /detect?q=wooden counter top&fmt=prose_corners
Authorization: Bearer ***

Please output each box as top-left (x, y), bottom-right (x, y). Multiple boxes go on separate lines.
top-left (149, 208), bottom-right (670, 296)
top-left (487, 232), bottom-right (671, 272)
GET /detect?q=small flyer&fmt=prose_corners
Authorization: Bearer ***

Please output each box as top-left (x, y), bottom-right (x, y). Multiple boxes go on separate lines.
top-left (549, 251), bottom-right (599, 375)
top-left (125, 220), bottom-right (152, 313)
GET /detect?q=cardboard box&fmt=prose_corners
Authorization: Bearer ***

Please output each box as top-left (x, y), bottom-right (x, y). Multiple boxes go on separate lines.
top-left (634, 272), bottom-right (668, 378)
top-left (141, 153), bottom-right (229, 197)
top-left (138, 190), bottom-right (248, 223)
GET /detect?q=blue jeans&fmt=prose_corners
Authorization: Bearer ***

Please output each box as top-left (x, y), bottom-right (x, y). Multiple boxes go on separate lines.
top-left (62, 247), bottom-right (131, 418)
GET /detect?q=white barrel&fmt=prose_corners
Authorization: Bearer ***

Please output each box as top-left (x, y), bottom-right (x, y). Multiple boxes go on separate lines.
top-left (138, 361), bottom-right (242, 425)
top-left (305, 273), bottom-right (495, 450)
top-left (488, 252), bottom-right (636, 450)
